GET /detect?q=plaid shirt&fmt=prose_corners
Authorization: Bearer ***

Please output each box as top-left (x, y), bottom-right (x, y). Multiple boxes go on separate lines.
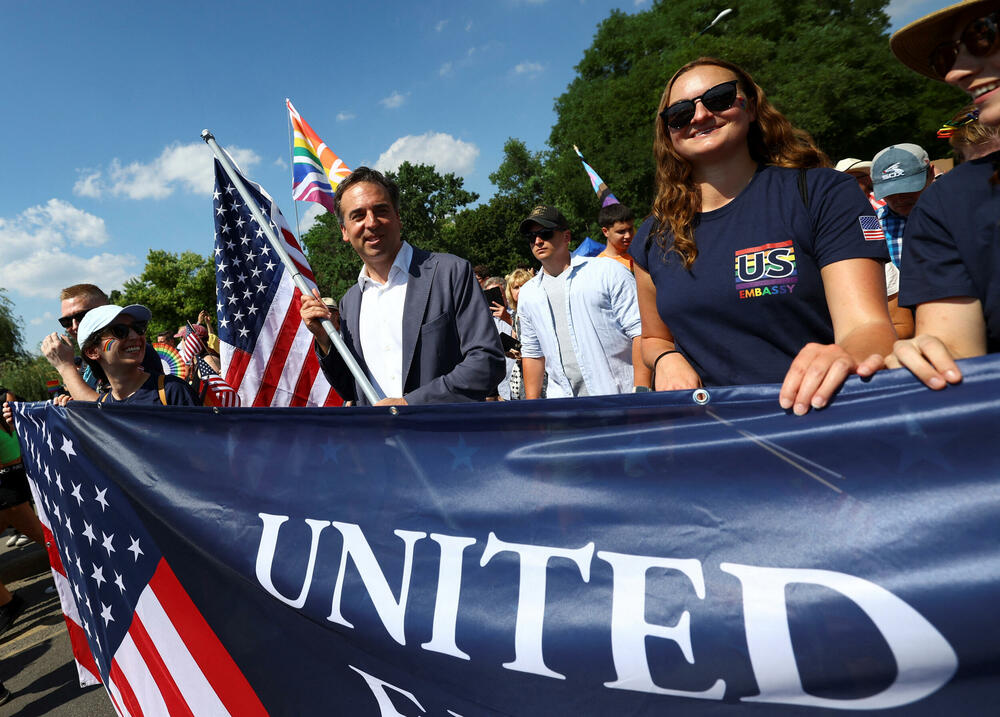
top-left (876, 204), bottom-right (905, 269)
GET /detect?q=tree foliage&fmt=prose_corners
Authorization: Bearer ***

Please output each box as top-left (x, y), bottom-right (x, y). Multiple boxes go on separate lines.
top-left (109, 250), bottom-right (216, 337)
top-left (0, 355), bottom-right (59, 401)
top-left (547, 0), bottom-right (965, 226)
top-left (0, 289), bottom-right (25, 362)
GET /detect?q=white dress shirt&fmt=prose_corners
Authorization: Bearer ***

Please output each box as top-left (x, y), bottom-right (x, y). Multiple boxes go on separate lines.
top-left (358, 241), bottom-right (413, 398)
top-left (517, 255), bottom-right (641, 398)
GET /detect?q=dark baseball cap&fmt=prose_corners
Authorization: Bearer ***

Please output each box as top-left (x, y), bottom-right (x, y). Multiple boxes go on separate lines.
top-left (518, 205), bottom-right (569, 235)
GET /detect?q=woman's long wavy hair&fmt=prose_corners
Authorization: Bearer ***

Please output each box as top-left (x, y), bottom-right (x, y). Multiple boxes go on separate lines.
top-left (651, 58), bottom-right (830, 269)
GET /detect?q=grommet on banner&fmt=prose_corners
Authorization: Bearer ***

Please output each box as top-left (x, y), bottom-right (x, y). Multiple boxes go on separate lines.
top-left (390, 407), bottom-right (399, 416)
top-left (692, 388), bottom-right (710, 405)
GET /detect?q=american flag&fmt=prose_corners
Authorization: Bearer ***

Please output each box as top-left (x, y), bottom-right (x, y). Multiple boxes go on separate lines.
top-left (212, 155), bottom-right (341, 407)
top-left (858, 215), bottom-right (887, 242)
top-left (195, 356), bottom-right (241, 408)
top-left (179, 322), bottom-right (205, 365)
top-left (12, 404), bottom-right (267, 716)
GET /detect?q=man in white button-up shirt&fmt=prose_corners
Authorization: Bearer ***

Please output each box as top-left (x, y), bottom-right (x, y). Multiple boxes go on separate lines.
top-left (300, 168), bottom-right (504, 405)
top-left (516, 205), bottom-right (642, 399)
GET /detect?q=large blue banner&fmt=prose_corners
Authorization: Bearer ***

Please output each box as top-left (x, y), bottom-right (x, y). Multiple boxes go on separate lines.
top-left (12, 356), bottom-right (1000, 716)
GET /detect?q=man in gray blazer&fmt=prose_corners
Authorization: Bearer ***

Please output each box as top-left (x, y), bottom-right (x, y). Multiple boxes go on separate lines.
top-left (300, 167), bottom-right (504, 405)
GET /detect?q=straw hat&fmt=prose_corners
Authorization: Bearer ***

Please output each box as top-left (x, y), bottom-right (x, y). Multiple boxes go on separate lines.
top-left (891, 0), bottom-right (997, 80)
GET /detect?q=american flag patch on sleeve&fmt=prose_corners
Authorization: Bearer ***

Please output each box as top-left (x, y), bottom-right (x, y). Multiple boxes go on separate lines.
top-left (859, 215), bottom-right (885, 242)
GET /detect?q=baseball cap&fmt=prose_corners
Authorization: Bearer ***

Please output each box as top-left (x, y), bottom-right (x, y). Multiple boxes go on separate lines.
top-left (77, 305), bottom-right (152, 349)
top-left (871, 144), bottom-right (931, 200)
top-left (518, 205), bottom-right (569, 235)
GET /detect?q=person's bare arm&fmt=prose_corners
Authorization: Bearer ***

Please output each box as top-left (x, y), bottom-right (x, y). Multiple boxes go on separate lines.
top-left (522, 357), bottom-right (545, 399)
top-left (887, 294), bottom-right (914, 340)
top-left (631, 337), bottom-right (652, 389)
top-left (634, 265), bottom-right (700, 391)
top-left (780, 259), bottom-right (896, 414)
top-left (877, 297), bottom-right (987, 389)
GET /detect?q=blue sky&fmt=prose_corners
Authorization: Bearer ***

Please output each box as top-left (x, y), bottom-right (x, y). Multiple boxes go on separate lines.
top-left (1, 0), bottom-right (941, 354)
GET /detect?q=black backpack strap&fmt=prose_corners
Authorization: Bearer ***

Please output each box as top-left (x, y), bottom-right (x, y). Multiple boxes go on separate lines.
top-left (797, 168), bottom-right (809, 210)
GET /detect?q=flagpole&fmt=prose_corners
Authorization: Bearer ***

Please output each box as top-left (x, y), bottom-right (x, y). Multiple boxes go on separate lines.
top-left (201, 129), bottom-right (383, 405)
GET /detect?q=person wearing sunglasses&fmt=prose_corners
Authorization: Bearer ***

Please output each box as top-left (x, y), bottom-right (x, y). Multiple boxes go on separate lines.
top-left (871, 1), bottom-right (1000, 389)
top-left (76, 305), bottom-right (199, 405)
top-left (631, 58), bottom-right (895, 414)
top-left (43, 284), bottom-right (163, 402)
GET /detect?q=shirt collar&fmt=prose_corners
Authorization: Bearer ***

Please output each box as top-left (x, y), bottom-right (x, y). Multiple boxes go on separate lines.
top-left (357, 241), bottom-right (413, 290)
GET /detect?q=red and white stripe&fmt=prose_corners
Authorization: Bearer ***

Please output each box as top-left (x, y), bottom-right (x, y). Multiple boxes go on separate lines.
top-left (107, 560), bottom-right (267, 717)
top-left (180, 332), bottom-right (205, 365)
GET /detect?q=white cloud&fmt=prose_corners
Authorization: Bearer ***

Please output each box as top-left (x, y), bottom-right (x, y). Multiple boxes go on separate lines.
top-left (30, 311), bottom-right (53, 326)
top-left (634, 0), bottom-right (650, 5)
top-left (465, 21), bottom-right (473, 32)
top-left (0, 200), bottom-right (136, 298)
top-left (73, 142), bottom-right (261, 200)
top-left (298, 203), bottom-right (329, 233)
top-left (336, 111), bottom-right (356, 121)
top-left (439, 61), bottom-right (453, 76)
top-left (375, 132), bottom-right (479, 176)
top-left (379, 91), bottom-right (408, 110)
top-left (435, 19), bottom-right (448, 32)
top-left (514, 61), bottom-right (544, 76)
top-left (274, 156), bottom-right (288, 169)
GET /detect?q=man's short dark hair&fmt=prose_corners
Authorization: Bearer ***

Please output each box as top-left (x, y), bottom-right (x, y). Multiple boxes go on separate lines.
top-left (334, 167), bottom-right (401, 226)
top-left (597, 203), bottom-right (634, 228)
top-left (473, 265), bottom-right (491, 280)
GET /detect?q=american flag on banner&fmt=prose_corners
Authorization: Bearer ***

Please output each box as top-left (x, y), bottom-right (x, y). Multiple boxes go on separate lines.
top-left (179, 322), bottom-right (205, 365)
top-left (195, 356), bottom-right (241, 408)
top-left (11, 404), bottom-right (267, 716)
top-left (212, 154), bottom-right (341, 407)
top-left (858, 215), bottom-right (887, 242)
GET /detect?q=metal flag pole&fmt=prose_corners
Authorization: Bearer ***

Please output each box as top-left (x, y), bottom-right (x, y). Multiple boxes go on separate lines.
top-left (201, 129), bottom-right (383, 405)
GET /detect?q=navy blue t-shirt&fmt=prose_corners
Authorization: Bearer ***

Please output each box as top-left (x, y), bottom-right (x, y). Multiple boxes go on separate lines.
top-left (899, 151), bottom-right (1000, 353)
top-left (99, 374), bottom-right (200, 406)
top-left (630, 166), bottom-right (888, 386)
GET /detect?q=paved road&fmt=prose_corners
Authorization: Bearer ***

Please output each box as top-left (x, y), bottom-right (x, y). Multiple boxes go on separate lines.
top-left (0, 534), bottom-right (115, 716)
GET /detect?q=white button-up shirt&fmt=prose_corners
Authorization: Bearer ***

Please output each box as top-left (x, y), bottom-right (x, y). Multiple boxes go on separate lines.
top-left (517, 255), bottom-right (641, 397)
top-left (358, 241), bottom-right (413, 399)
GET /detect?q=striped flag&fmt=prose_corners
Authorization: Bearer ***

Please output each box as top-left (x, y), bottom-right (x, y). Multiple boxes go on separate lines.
top-left (178, 322), bottom-right (205, 365)
top-left (195, 356), bottom-right (241, 407)
top-left (287, 99), bottom-right (351, 213)
top-left (213, 151), bottom-right (342, 407)
top-left (859, 215), bottom-right (887, 242)
top-left (573, 144), bottom-right (619, 207)
top-left (13, 405), bottom-right (268, 716)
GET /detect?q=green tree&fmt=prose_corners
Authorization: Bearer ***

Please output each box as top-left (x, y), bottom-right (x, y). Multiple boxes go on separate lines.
top-left (0, 355), bottom-right (59, 401)
top-left (0, 289), bottom-right (25, 362)
top-left (109, 250), bottom-right (216, 336)
top-left (547, 0), bottom-right (965, 225)
top-left (299, 212), bottom-right (359, 302)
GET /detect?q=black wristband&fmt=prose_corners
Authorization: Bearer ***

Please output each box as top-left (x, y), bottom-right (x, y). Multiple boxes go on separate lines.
top-left (652, 350), bottom-right (680, 379)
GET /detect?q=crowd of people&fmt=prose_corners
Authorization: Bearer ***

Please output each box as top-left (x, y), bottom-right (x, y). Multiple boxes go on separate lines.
top-left (0, 0), bottom-right (998, 702)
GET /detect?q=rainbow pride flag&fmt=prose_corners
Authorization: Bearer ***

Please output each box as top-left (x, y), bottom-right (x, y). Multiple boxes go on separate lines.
top-left (286, 99), bottom-right (351, 213)
top-left (573, 144), bottom-right (619, 207)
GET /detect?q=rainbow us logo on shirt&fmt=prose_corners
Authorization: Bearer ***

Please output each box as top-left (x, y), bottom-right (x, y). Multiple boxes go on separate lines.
top-left (734, 240), bottom-right (798, 299)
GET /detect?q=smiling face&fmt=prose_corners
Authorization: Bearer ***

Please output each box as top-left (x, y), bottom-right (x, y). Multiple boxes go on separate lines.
top-left (338, 181), bottom-right (403, 282)
top-left (666, 64), bottom-right (755, 165)
top-left (945, 9), bottom-right (1000, 127)
top-left (85, 315), bottom-right (147, 371)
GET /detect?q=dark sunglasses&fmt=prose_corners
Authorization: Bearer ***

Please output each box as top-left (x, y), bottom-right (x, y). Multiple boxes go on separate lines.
top-left (661, 80), bottom-right (740, 130)
top-left (930, 12), bottom-right (1000, 78)
top-left (523, 228), bottom-right (557, 242)
top-left (58, 310), bottom-right (89, 329)
top-left (103, 321), bottom-right (148, 341)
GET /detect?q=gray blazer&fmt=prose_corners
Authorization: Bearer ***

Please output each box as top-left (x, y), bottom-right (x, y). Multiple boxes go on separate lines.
top-left (319, 247), bottom-right (505, 404)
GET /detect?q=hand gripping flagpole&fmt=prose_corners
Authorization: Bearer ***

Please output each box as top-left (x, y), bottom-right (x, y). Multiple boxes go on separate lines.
top-left (201, 130), bottom-right (383, 405)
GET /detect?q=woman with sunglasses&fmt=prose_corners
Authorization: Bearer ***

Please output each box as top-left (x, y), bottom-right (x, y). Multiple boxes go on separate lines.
top-left (876, 1), bottom-right (1000, 388)
top-left (76, 305), bottom-right (199, 405)
top-left (631, 58), bottom-right (894, 413)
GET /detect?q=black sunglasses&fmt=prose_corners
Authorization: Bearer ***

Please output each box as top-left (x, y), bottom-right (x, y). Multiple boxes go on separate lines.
top-left (523, 228), bottom-right (557, 242)
top-left (103, 322), bottom-right (148, 340)
top-left (58, 310), bottom-right (89, 329)
top-left (930, 12), bottom-right (1000, 78)
top-left (661, 80), bottom-right (741, 130)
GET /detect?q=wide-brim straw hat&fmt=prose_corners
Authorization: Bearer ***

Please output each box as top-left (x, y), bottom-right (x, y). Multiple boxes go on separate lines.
top-left (891, 0), bottom-right (998, 80)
